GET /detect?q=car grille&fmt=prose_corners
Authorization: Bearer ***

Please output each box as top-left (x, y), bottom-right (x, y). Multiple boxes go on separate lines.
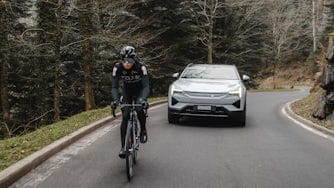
top-left (184, 92), bottom-right (227, 98)
top-left (184, 106), bottom-right (228, 115)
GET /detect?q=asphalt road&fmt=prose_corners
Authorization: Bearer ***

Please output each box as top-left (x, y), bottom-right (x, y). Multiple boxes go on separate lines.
top-left (11, 89), bottom-right (334, 188)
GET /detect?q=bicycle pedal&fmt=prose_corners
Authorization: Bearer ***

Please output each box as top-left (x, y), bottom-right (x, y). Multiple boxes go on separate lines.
top-left (135, 142), bottom-right (140, 150)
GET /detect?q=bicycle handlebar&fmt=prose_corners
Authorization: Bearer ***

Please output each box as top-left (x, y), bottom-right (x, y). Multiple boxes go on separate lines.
top-left (120, 104), bottom-right (143, 108)
top-left (111, 103), bottom-right (148, 117)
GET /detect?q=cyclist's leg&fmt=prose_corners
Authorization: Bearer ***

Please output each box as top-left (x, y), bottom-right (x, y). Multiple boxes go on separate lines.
top-left (135, 96), bottom-right (148, 143)
top-left (119, 93), bottom-right (132, 158)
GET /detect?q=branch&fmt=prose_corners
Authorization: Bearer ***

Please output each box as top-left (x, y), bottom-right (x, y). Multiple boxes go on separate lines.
top-left (61, 38), bottom-right (88, 50)
top-left (1, 121), bottom-right (13, 137)
top-left (23, 109), bottom-right (55, 130)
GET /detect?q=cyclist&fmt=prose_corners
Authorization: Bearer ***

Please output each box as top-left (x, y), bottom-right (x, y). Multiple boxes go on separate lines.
top-left (111, 45), bottom-right (150, 158)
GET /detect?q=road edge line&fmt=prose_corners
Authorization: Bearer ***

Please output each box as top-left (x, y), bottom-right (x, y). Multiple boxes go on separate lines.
top-left (283, 100), bottom-right (334, 139)
top-left (0, 100), bottom-right (167, 188)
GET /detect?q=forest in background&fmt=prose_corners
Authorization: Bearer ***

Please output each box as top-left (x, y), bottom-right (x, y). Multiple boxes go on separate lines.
top-left (1, 0), bottom-right (334, 138)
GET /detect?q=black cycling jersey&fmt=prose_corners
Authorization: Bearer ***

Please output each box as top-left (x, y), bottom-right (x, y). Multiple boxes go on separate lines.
top-left (111, 61), bottom-right (150, 102)
top-left (112, 61), bottom-right (150, 148)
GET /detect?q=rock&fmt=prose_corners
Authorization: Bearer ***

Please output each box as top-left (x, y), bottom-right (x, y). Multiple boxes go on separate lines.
top-left (312, 92), bottom-right (326, 120)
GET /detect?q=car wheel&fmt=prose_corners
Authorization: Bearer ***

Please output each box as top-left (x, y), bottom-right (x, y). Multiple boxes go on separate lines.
top-left (238, 111), bottom-right (246, 127)
top-left (168, 109), bottom-right (179, 124)
top-left (237, 104), bottom-right (246, 127)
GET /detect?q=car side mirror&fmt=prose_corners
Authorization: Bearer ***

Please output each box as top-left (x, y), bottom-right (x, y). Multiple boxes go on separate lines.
top-left (172, 73), bottom-right (180, 78)
top-left (242, 75), bottom-right (250, 82)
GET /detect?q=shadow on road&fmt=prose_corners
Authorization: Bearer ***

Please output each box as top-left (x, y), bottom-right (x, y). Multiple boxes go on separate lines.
top-left (173, 116), bottom-right (246, 128)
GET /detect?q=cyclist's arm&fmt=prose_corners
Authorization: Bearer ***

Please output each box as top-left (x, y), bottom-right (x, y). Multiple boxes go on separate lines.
top-left (111, 64), bottom-right (121, 101)
top-left (140, 65), bottom-right (150, 100)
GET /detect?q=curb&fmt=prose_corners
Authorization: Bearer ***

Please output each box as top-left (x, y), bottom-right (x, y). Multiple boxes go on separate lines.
top-left (0, 100), bottom-right (167, 188)
top-left (284, 100), bottom-right (334, 138)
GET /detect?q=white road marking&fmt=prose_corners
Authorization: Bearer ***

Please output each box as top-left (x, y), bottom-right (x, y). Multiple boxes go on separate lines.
top-left (282, 104), bottom-right (334, 143)
top-left (10, 103), bottom-right (166, 188)
top-left (10, 122), bottom-right (121, 188)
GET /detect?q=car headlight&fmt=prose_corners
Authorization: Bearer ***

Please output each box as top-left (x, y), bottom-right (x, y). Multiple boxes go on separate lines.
top-left (228, 87), bottom-right (242, 98)
top-left (171, 85), bottom-right (183, 95)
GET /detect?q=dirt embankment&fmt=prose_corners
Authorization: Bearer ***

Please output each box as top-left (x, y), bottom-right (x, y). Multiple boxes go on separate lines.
top-left (255, 61), bottom-right (317, 90)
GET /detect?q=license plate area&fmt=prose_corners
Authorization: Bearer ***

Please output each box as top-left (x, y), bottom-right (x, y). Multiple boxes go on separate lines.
top-left (197, 105), bottom-right (212, 111)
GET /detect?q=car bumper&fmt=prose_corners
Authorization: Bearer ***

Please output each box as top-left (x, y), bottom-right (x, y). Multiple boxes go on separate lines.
top-left (168, 99), bottom-right (245, 118)
top-left (168, 106), bottom-right (243, 118)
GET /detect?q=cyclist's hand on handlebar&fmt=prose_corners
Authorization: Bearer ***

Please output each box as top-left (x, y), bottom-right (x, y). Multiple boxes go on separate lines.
top-left (141, 100), bottom-right (149, 109)
top-left (111, 100), bottom-right (119, 109)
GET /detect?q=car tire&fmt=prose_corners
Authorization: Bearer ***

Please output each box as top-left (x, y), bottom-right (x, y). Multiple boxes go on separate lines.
top-left (237, 104), bottom-right (246, 127)
top-left (238, 111), bottom-right (246, 127)
top-left (168, 109), bottom-right (179, 124)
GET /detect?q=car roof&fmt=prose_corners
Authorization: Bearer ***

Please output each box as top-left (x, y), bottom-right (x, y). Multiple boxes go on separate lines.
top-left (186, 63), bottom-right (236, 68)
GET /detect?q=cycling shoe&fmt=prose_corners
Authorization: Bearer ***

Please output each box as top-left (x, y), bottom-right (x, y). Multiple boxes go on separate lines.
top-left (140, 130), bottom-right (148, 143)
top-left (119, 148), bottom-right (126, 159)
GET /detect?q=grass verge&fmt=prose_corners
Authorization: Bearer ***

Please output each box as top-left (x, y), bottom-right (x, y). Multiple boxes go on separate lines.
top-left (0, 97), bottom-right (166, 171)
top-left (291, 91), bottom-right (334, 129)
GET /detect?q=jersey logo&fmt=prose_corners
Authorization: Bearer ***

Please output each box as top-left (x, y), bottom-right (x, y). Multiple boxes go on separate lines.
top-left (122, 75), bottom-right (141, 83)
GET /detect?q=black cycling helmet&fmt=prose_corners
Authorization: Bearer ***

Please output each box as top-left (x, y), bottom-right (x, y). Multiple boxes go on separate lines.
top-left (120, 46), bottom-right (136, 58)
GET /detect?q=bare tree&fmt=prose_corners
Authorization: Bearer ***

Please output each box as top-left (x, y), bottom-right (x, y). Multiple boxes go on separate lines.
top-left (222, 0), bottom-right (266, 65)
top-left (187, 0), bottom-right (224, 64)
top-left (310, 0), bottom-right (328, 52)
top-left (182, 0), bottom-right (266, 65)
top-left (264, 0), bottom-right (312, 88)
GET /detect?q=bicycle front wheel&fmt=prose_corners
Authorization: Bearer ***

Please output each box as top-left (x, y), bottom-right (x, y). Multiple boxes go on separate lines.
top-left (133, 132), bottom-right (138, 165)
top-left (126, 132), bottom-right (134, 181)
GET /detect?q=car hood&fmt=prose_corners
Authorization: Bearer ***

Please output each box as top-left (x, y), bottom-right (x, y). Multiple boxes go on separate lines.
top-left (173, 78), bottom-right (242, 93)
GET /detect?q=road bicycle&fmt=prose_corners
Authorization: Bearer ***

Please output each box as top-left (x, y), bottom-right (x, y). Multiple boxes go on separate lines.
top-left (112, 103), bottom-right (147, 181)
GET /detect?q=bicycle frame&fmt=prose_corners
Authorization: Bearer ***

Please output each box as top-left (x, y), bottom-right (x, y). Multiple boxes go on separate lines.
top-left (112, 103), bottom-right (146, 181)
top-left (122, 104), bottom-right (140, 154)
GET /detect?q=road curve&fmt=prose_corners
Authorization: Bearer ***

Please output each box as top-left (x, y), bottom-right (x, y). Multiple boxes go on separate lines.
top-left (11, 89), bottom-right (334, 188)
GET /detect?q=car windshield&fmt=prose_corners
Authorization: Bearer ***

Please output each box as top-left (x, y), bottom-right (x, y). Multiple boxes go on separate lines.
top-left (181, 66), bottom-right (239, 80)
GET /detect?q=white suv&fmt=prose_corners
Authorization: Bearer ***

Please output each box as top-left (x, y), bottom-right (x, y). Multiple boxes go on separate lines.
top-left (168, 64), bottom-right (249, 126)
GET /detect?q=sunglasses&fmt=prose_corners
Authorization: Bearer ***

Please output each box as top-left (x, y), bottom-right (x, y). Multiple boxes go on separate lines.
top-left (123, 58), bottom-right (135, 63)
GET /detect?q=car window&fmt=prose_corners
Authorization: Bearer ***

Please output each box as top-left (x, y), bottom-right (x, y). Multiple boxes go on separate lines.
top-left (181, 66), bottom-right (239, 80)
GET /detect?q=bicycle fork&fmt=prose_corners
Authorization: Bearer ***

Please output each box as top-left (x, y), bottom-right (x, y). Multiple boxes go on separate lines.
top-left (124, 122), bottom-right (133, 154)
top-left (124, 120), bottom-right (139, 154)
top-left (133, 119), bottom-right (139, 150)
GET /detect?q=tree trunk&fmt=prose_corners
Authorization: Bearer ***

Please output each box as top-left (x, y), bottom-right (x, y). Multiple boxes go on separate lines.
top-left (1, 50), bottom-right (9, 121)
top-left (79, 0), bottom-right (95, 110)
top-left (208, 18), bottom-right (213, 64)
top-left (207, 0), bottom-right (214, 64)
top-left (53, 1), bottom-right (62, 122)
top-left (83, 39), bottom-right (95, 110)
top-left (273, 61), bottom-right (276, 89)
top-left (0, 1), bottom-right (10, 122)
top-left (312, 0), bottom-right (317, 52)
